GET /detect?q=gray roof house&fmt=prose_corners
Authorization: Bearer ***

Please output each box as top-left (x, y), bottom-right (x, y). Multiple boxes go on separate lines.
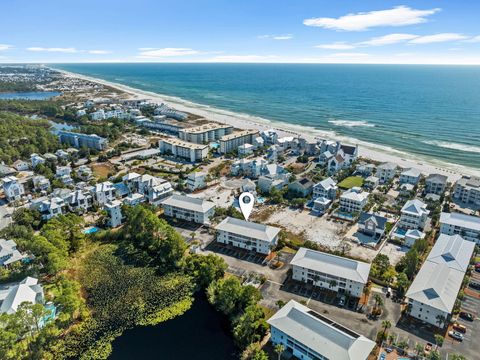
top-left (268, 300), bottom-right (375, 360)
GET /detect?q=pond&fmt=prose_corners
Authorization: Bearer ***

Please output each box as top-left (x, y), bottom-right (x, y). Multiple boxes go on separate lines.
top-left (0, 91), bottom-right (61, 100)
top-left (109, 294), bottom-right (238, 359)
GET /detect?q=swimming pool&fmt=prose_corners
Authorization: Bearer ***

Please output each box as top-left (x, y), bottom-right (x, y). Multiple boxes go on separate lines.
top-left (83, 227), bottom-right (99, 234)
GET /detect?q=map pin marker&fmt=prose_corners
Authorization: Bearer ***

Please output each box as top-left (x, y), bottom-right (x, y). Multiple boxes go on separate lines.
top-left (239, 192), bottom-right (255, 221)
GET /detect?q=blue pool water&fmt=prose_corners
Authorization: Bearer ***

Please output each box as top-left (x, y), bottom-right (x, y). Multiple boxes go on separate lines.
top-left (83, 227), bottom-right (99, 234)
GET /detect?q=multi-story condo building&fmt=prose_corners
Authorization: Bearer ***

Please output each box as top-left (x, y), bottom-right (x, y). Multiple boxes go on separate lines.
top-left (2, 176), bottom-right (25, 202)
top-left (425, 173), bottom-right (448, 195)
top-left (159, 138), bottom-right (209, 162)
top-left (268, 300), bottom-right (375, 360)
top-left (58, 130), bottom-right (108, 150)
top-left (399, 168), bottom-right (422, 185)
top-left (313, 177), bottom-right (337, 200)
top-left (339, 187), bottom-right (369, 214)
top-left (178, 123), bottom-right (233, 144)
top-left (215, 217), bottom-right (280, 255)
top-left (291, 247), bottom-right (371, 298)
top-left (219, 129), bottom-right (259, 154)
top-left (440, 212), bottom-right (480, 244)
top-left (160, 194), bottom-right (215, 225)
top-left (376, 162), bottom-right (397, 183)
top-left (398, 199), bottom-right (429, 230)
top-left (406, 234), bottom-right (474, 328)
top-left (453, 176), bottom-right (480, 206)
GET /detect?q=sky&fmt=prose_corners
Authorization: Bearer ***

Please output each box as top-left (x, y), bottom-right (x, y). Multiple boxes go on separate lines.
top-left (1, 0), bottom-right (480, 64)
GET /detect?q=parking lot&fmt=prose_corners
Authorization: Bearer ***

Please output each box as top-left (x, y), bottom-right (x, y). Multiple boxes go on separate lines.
top-left (206, 242), bottom-right (268, 265)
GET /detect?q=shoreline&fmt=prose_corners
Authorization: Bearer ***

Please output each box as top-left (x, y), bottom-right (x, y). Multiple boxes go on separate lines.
top-left (54, 68), bottom-right (480, 181)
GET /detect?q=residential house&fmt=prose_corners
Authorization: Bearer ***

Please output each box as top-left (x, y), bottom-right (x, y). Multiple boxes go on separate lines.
top-left (76, 165), bottom-right (93, 181)
top-left (399, 168), bottom-right (422, 185)
top-left (398, 199), bottom-right (429, 231)
top-left (30, 153), bottom-right (45, 168)
top-left (312, 197), bottom-right (331, 215)
top-left (260, 129), bottom-right (278, 145)
top-left (123, 193), bottom-right (145, 206)
top-left (453, 176), bottom-right (480, 206)
top-left (32, 175), bottom-right (51, 192)
top-left (339, 187), bottom-right (369, 215)
top-left (186, 172), bottom-right (207, 191)
top-left (66, 190), bottom-right (93, 213)
top-left (364, 176), bottom-right (379, 190)
top-left (215, 217), bottom-right (280, 255)
top-left (160, 194), bottom-right (215, 225)
top-left (0, 277), bottom-right (44, 314)
top-left (425, 174), bottom-right (448, 195)
top-left (34, 197), bottom-right (67, 220)
top-left (376, 162), bottom-right (397, 184)
top-left (56, 166), bottom-right (73, 186)
top-left (406, 234), bottom-right (475, 328)
top-left (0, 239), bottom-right (26, 267)
top-left (2, 176), bottom-right (25, 202)
top-left (238, 143), bottom-right (255, 157)
top-left (313, 177), bottom-right (337, 200)
top-left (93, 181), bottom-right (115, 205)
top-left (439, 212), bottom-right (480, 244)
top-left (288, 178), bottom-right (314, 197)
top-left (291, 247), bottom-right (371, 298)
top-left (358, 212), bottom-right (388, 239)
top-left (268, 300), bottom-right (375, 360)
top-left (404, 229), bottom-right (425, 248)
top-left (104, 200), bottom-right (123, 228)
top-left (12, 160), bottom-right (29, 172)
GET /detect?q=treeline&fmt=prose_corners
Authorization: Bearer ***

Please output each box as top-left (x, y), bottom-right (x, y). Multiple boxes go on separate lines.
top-left (0, 81), bottom-right (37, 93)
top-left (0, 111), bottom-right (61, 164)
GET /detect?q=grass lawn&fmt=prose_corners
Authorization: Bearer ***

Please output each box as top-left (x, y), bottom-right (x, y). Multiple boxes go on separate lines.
top-left (91, 163), bottom-right (114, 180)
top-left (338, 176), bottom-right (364, 189)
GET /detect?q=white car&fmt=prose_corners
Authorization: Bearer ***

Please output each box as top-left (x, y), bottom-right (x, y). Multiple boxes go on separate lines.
top-left (448, 330), bottom-right (464, 341)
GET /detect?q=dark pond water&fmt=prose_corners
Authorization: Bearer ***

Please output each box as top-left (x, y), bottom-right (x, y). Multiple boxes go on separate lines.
top-left (0, 91), bottom-right (61, 100)
top-left (109, 294), bottom-right (238, 359)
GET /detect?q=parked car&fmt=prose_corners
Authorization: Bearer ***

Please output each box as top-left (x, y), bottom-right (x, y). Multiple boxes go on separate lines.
top-left (469, 282), bottom-right (480, 290)
top-left (448, 331), bottom-right (464, 341)
top-left (459, 311), bottom-right (474, 321)
top-left (338, 295), bottom-right (346, 307)
top-left (452, 323), bottom-right (467, 333)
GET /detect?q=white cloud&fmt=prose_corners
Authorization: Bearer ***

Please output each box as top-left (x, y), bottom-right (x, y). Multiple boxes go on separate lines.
top-left (359, 33), bottom-right (419, 46)
top-left (258, 34), bottom-right (293, 40)
top-left (137, 47), bottom-right (199, 58)
top-left (0, 44), bottom-right (12, 51)
top-left (87, 50), bottom-right (111, 54)
top-left (464, 35), bottom-right (480, 43)
top-left (315, 42), bottom-right (355, 50)
top-left (303, 6), bottom-right (440, 31)
top-left (27, 47), bottom-right (78, 53)
top-left (409, 33), bottom-right (467, 44)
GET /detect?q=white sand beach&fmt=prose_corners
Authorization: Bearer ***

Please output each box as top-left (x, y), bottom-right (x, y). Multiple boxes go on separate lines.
top-left (58, 69), bottom-right (480, 181)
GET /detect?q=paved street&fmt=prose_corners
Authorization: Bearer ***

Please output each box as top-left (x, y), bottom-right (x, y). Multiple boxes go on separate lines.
top-left (0, 203), bottom-right (13, 231)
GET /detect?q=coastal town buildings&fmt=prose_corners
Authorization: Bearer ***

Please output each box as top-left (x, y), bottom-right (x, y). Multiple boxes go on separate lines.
top-left (93, 181), bottom-right (115, 205)
top-left (399, 168), bottom-right (422, 185)
top-left (0, 277), bottom-right (44, 314)
top-left (104, 200), bottom-right (123, 228)
top-left (406, 234), bottom-right (475, 328)
top-left (215, 217), bottom-right (280, 254)
top-left (219, 129), bottom-right (259, 154)
top-left (186, 172), bottom-right (207, 191)
top-left (268, 300), bottom-right (375, 360)
top-left (58, 130), bottom-right (107, 150)
top-left (439, 212), bottom-right (480, 244)
top-left (288, 178), bottom-right (314, 197)
top-left (376, 162), bottom-right (397, 183)
top-left (159, 138), bottom-right (209, 162)
top-left (358, 212), bottom-right (388, 240)
top-left (30, 153), bottom-right (45, 168)
top-left (0, 239), bottom-right (26, 267)
top-left (160, 194), bottom-right (215, 225)
top-left (178, 123), bottom-right (233, 144)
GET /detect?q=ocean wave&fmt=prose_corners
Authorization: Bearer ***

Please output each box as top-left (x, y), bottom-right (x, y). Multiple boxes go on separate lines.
top-left (423, 140), bottom-right (480, 154)
top-left (328, 120), bottom-right (375, 128)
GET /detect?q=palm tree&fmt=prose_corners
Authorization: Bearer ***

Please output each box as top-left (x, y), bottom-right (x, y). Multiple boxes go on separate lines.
top-left (381, 320), bottom-right (391, 339)
top-left (274, 344), bottom-right (285, 360)
top-left (414, 342), bottom-right (424, 356)
top-left (433, 334), bottom-right (444, 350)
top-left (435, 314), bottom-right (446, 328)
top-left (329, 279), bottom-right (337, 289)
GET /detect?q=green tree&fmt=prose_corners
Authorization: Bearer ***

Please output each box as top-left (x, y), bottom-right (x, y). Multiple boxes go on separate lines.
top-left (232, 304), bottom-right (268, 348)
top-left (433, 334), bottom-right (444, 349)
top-left (183, 254), bottom-right (227, 289)
top-left (275, 343), bottom-right (285, 360)
top-left (395, 272), bottom-right (410, 298)
top-left (241, 342), bottom-right (269, 360)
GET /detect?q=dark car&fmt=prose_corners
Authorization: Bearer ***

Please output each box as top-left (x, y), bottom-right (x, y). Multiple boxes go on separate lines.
top-left (459, 312), bottom-right (474, 321)
top-left (469, 282), bottom-right (480, 290)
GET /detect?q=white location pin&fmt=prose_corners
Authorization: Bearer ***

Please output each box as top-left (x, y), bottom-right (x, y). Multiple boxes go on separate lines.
top-left (239, 192), bottom-right (255, 221)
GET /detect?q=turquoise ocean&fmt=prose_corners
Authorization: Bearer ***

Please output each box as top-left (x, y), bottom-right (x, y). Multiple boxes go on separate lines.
top-left (54, 63), bottom-right (480, 170)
